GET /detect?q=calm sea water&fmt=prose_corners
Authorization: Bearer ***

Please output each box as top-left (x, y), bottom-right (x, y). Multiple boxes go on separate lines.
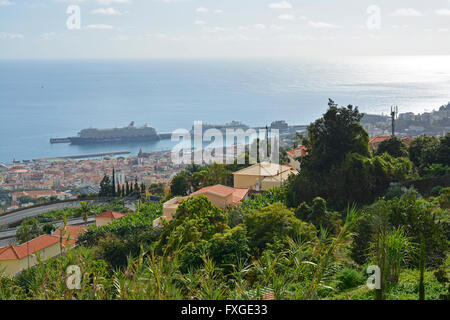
top-left (1, 56), bottom-right (450, 164)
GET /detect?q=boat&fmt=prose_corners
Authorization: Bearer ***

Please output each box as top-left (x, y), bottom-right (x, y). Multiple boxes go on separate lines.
top-left (190, 121), bottom-right (250, 136)
top-left (51, 122), bottom-right (160, 145)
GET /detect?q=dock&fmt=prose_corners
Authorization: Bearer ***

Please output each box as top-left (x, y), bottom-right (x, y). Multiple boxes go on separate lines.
top-left (32, 151), bottom-right (131, 161)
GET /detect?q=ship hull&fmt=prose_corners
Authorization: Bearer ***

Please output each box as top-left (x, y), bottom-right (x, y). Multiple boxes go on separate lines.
top-left (69, 135), bottom-right (160, 145)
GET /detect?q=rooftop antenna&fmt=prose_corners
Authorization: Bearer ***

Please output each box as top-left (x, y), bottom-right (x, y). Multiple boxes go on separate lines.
top-left (391, 106), bottom-right (398, 137)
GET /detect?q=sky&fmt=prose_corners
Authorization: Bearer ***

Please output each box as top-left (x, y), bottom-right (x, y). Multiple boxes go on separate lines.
top-left (1, 0), bottom-right (450, 59)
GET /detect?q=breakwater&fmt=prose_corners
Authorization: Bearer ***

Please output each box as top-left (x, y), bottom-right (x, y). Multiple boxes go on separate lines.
top-left (32, 151), bottom-right (131, 161)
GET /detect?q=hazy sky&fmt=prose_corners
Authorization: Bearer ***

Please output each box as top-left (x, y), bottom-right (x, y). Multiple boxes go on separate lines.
top-left (2, 0), bottom-right (450, 58)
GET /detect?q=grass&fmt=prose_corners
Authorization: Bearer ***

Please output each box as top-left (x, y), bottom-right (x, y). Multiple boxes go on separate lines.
top-left (330, 269), bottom-right (448, 300)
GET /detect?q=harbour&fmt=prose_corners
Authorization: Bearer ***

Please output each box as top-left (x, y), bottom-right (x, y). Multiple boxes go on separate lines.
top-left (31, 151), bottom-right (131, 162)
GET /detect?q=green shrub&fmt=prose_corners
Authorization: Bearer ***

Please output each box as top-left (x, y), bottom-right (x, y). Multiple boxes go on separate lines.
top-left (336, 268), bottom-right (365, 291)
top-left (431, 186), bottom-right (443, 197)
top-left (244, 202), bottom-right (316, 254)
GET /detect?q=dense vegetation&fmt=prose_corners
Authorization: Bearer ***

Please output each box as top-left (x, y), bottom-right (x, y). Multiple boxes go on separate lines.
top-left (1, 100), bottom-right (448, 300)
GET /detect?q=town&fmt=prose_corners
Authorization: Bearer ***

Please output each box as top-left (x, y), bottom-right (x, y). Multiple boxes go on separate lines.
top-left (1, 103), bottom-right (449, 213)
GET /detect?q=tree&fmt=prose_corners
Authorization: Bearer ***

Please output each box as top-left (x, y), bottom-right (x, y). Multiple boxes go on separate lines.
top-left (436, 133), bottom-right (450, 166)
top-left (112, 168), bottom-right (116, 197)
top-left (134, 178), bottom-right (139, 195)
top-left (408, 135), bottom-right (439, 170)
top-left (375, 137), bottom-right (408, 158)
top-left (285, 99), bottom-right (387, 209)
top-left (79, 201), bottom-right (91, 226)
top-left (303, 99), bottom-right (370, 173)
top-left (42, 223), bottom-right (55, 235)
top-left (170, 173), bottom-right (190, 196)
top-left (157, 195), bottom-right (229, 252)
top-left (16, 218), bottom-right (42, 244)
top-left (148, 183), bottom-right (165, 197)
top-left (99, 174), bottom-right (113, 197)
top-left (125, 181), bottom-right (130, 196)
top-left (244, 202), bottom-right (316, 253)
top-left (294, 197), bottom-right (341, 235)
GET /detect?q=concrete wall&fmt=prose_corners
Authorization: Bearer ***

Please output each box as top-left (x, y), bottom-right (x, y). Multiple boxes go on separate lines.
top-left (0, 242), bottom-right (65, 277)
top-left (162, 206), bottom-right (178, 220)
top-left (234, 175), bottom-right (262, 190)
top-left (95, 217), bottom-right (112, 227)
top-left (194, 193), bottom-right (231, 209)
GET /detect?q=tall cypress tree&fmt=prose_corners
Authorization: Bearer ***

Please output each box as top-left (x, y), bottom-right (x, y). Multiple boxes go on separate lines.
top-left (112, 168), bottom-right (116, 197)
top-left (134, 178), bottom-right (139, 194)
top-left (99, 174), bottom-right (111, 197)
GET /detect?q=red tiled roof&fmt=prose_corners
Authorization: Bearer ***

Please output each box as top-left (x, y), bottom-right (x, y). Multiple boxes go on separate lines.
top-left (191, 185), bottom-right (234, 197)
top-left (12, 190), bottom-right (58, 198)
top-left (95, 210), bottom-right (129, 220)
top-left (190, 185), bottom-right (249, 204)
top-left (52, 225), bottom-right (88, 240)
top-left (369, 136), bottom-right (413, 149)
top-left (369, 136), bottom-right (390, 145)
top-left (231, 188), bottom-right (250, 204)
top-left (286, 145), bottom-right (308, 159)
top-left (0, 234), bottom-right (75, 261)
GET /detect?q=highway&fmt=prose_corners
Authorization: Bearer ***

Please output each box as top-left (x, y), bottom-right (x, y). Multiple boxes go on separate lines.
top-left (0, 217), bottom-right (96, 247)
top-left (0, 200), bottom-right (136, 227)
top-left (0, 199), bottom-right (138, 247)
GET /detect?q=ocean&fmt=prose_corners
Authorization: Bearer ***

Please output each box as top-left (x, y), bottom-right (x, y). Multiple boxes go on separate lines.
top-left (1, 56), bottom-right (450, 164)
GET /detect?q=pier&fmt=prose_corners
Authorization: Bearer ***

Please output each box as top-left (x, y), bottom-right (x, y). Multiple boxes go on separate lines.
top-left (50, 138), bottom-right (71, 144)
top-left (32, 151), bottom-right (131, 162)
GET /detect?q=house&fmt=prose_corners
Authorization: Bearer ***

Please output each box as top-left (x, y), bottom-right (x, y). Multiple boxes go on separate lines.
top-left (369, 136), bottom-right (391, 153)
top-left (153, 185), bottom-right (249, 227)
top-left (233, 162), bottom-right (298, 191)
top-left (95, 210), bottom-right (129, 227)
top-left (52, 225), bottom-right (88, 240)
top-left (369, 136), bottom-right (414, 153)
top-left (0, 225), bottom-right (87, 277)
top-left (286, 146), bottom-right (308, 171)
top-left (11, 190), bottom-right (71, 203)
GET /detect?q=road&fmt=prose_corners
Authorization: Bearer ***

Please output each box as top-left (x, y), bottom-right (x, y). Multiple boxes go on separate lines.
top-left (0, 217), bottom-right (96, 247)
top-left (0, 200), bottom-right (136, 227)
top-left (0, 199), bottom-right (138, 247)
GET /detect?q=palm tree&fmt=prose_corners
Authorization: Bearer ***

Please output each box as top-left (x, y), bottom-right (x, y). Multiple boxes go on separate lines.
top-left (60, 213), bottom-right (67, 254)
top-left (79, 201), bottom-right (91, 226)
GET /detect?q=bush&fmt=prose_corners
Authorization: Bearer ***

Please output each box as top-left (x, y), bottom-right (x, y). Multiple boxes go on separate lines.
top-left (424, 164), bottom-right (450, 177)
top-left (78, 201), bottom-right (162, 246)
top-left (384, 183), bottom-right (407, 200)
top-left (157, 196), bottom-right (228, 253)
top-left (336, 268), bottom-right (365, 291)
top-left (431, 186), bottom-right (443, 197)
top-left (244, 202), bottom-right (316, 254)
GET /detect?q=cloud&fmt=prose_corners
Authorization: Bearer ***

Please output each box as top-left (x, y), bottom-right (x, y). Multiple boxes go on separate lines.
top-left (253, 24), bottom-right (267, 29)
top-left (85, 24), bottom-right (114, 30)
top-left (54, 0), bottom-right (87, 3)
top-left (0, 32), bottom-right (24, 39)
top-left (196, 7), bottom-right (208, 13)
top-left (287, 34), bottom-right (315, 41)
top-left (308, 21), bottom-right (340, 29)
top-left (391, 8), bottom-right (423, 17)
top-left (392, 25), bottom-right (409, 30)
top-left (278, 14), bottom-right (294, 20)
top-left (0, 0), bottom-right (14, 6)
top-left (40, 32), bottom-right (62, 40)
top-left (436, 9), bottom-right (450, 16)
top-left (268, 1), bottom-right (292, 9)
top-left (195, 20), bottom-right (206, 25)
top-left (91, 7), bottom-right (124, 15)
top-left (96, 0), bottom-right (130, 5)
